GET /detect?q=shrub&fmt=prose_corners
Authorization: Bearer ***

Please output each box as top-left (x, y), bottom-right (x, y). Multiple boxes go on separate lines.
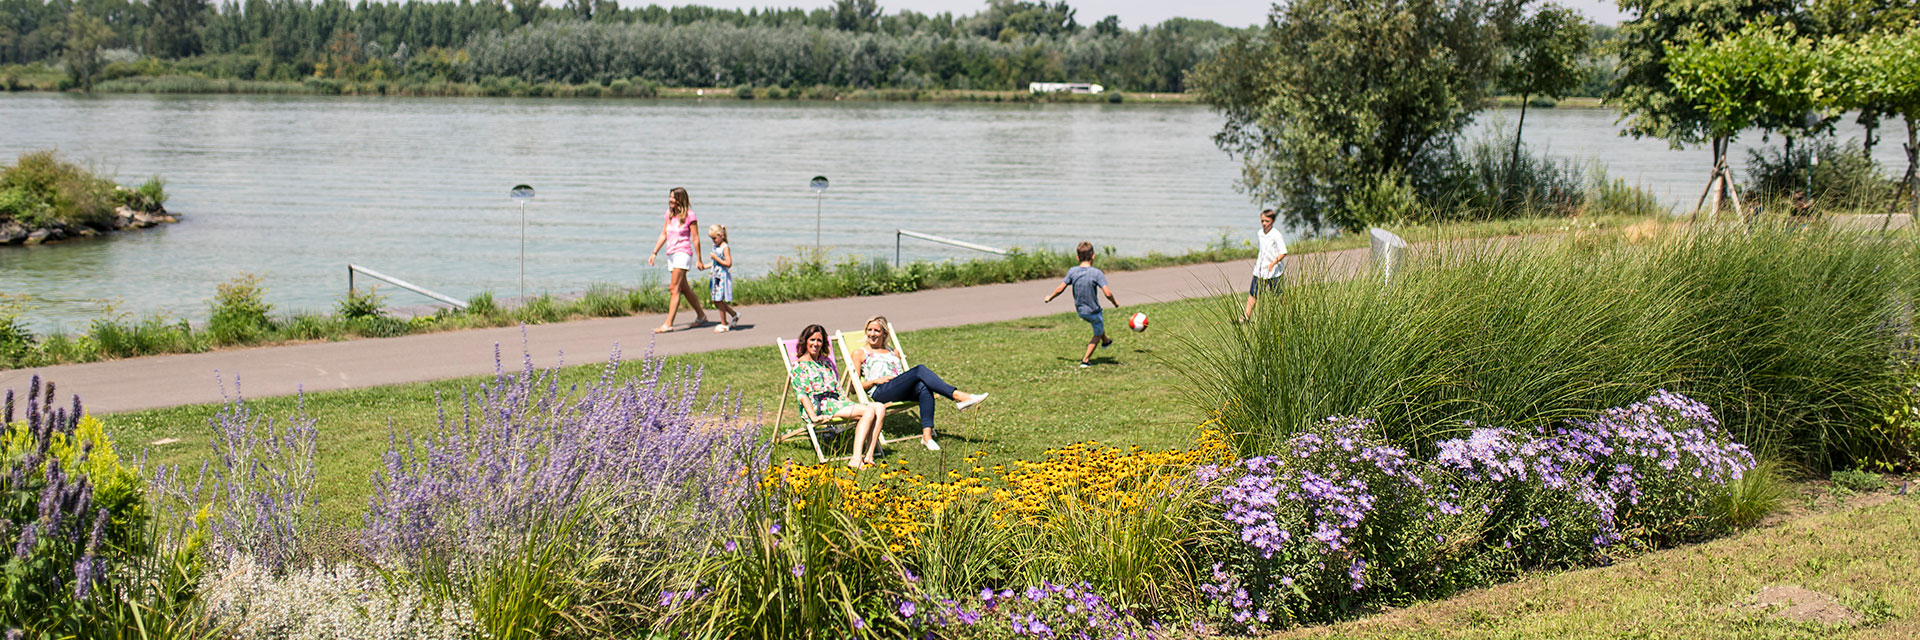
top-left (0, 150), bottom-right (119, 228)
top-left (1830, 468), bottom-right (1887, 492)
top-left (206, 275), bottom-right (275, 346)
top-left (1, 379), bottom-right (157, 635)
top-left (200, 555), bottom-right (476, 639)
top-left (111, 176), bottom-right (167, 213)
top-left (1200, 416), bottom-right (1492, 628)
top-left (1745, 137), bottom-right (1899, 212)
top-left (335, 287), bottom-right (387, 321)
top-left (1197, 394), bottom-right (1758, 633)
top-left (734, 84), bottom-right (754, 99)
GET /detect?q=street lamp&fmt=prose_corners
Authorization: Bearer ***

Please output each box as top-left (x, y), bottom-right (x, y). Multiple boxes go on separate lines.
top-left (510, 184), bottom-right (535, 301)
top-left (809, 175), bottom-right (829, 250)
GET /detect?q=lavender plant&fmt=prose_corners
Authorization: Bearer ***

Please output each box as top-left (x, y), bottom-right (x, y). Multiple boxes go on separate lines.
top-left (363, 343), bottom-right (765, 637)
top-left (205, 375), bottom-right (318, 575)
top-left (0, 377), bottom-right (152, 636)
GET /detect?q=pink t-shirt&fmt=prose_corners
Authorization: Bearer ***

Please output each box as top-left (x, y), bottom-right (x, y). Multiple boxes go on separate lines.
top-left (664, 210), bottom-right (698, 255)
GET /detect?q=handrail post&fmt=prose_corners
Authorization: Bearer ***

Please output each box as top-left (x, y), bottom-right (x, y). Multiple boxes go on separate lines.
top-left (896, 231), bottom-right (902, 268)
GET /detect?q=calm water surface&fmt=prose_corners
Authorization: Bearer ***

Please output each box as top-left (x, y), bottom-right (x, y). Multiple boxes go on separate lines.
top-left (0, 93), bottom-right (1906, 331)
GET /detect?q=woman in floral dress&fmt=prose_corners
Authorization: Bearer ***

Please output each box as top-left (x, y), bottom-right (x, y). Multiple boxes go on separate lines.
top-left (789, 324), bottom-right (886, 468)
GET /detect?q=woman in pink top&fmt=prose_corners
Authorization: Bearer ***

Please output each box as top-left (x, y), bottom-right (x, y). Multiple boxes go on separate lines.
top-left (647, 187), bottom-right (709, 333)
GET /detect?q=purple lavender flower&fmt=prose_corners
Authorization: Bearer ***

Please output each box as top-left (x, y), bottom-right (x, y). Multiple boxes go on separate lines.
top-left (361, 341), bottom-right (767, 571)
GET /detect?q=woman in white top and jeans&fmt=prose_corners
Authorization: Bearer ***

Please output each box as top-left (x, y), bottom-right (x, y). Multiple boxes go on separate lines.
top-left (1241, 209), bottom-right (1287, 323)
top-left (848, 316), bottom-right (987, 451)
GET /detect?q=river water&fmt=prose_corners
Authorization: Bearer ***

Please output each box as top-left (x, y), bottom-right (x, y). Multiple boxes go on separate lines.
top-left (0, 93), bottom-right (1908, 331)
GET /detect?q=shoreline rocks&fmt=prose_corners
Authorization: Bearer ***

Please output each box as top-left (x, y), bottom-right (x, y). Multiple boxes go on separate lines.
top-left (0, 204), bottom-right (179, 247)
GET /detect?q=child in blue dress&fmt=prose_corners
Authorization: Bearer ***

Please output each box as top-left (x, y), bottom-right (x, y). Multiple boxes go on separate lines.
top-left (706, 224), bottom-right (740, 332)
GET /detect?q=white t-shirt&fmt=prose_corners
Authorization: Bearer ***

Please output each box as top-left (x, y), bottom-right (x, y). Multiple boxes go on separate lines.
top-left (1254, 227), bottom-right (1288, 279)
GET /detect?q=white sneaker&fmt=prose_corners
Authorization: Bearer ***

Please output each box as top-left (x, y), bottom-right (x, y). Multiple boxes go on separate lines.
top-left (923, 439), bottom-right (941, 451)
top-left (955, 393), bottom-right (988, 412)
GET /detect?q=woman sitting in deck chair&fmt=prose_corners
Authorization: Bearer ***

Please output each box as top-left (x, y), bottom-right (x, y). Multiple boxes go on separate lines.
top-left (848, 316), bottom-right (988, 452)
top-left (789, 324), bottom-right (887, 468)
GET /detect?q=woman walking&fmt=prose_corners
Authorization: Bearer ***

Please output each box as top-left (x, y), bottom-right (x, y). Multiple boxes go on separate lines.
top-left (647, 187), bottom-right (709, 333)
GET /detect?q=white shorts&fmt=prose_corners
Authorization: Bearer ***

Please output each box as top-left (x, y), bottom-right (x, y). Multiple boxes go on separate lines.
top-left (665, 251), bottom-right (693, 271)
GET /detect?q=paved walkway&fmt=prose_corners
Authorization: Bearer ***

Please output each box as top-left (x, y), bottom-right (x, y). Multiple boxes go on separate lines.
top-left (2, 246), bottom-right (1375, 414)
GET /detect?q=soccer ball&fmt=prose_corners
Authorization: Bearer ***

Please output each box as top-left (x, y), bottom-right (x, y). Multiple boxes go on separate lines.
top-left (1127, 312), bottom-right (1149, 332)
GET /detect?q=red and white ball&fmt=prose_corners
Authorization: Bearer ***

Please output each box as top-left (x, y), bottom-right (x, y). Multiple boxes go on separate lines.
top-left (1127, 312), bottom-right (1149, 332)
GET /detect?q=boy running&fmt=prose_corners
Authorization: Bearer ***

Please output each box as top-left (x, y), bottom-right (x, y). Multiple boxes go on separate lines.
top-left (1043, 241), bottom-right (1121, 368)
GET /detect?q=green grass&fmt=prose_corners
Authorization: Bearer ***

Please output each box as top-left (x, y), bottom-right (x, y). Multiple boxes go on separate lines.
top-left (104, 295), bottom-right (1223, 521)
top-left (1275, 488), bottom-right (1920, 640)
top-left (4, 213), bottom-right (1660, 371)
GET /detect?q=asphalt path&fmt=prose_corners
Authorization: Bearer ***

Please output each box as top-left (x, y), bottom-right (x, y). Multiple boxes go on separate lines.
top-left (2, 246), bottom-right (1375, 414)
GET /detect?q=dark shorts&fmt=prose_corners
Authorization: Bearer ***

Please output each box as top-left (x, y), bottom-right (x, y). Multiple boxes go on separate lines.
top-left (1249, 276), bottom-right (1284, 297)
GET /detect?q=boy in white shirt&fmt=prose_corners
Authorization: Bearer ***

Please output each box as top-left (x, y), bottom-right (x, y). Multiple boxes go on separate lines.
top-left (1241, 209), bottom-right (1287, 323)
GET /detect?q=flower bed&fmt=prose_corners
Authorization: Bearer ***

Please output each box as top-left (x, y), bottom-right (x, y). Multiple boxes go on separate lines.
top-left (3, 345), bottom-right (1779, 638)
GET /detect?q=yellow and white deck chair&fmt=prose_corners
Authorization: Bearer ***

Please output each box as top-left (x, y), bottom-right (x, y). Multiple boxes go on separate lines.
top-left (772, 336), bottom-right (860, 463)
top-left (835, 323), bottom-right (924, 447)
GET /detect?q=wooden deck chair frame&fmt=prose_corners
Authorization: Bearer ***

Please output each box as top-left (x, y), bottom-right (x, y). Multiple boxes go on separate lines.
top-left (772, 337), bottom-right (860, 463)
top-left (834, 325), bottom-right (922, 447)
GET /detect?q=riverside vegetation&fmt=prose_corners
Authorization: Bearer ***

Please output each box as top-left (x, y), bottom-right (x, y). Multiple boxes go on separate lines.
top-left (0, 150), bottom-right (173, 246)
top-left (5, 222), bottom-right (1916, 638)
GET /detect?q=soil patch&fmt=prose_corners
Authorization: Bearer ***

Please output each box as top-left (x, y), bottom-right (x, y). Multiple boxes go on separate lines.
top-left (1743, 585), bottom-right (1860, 626)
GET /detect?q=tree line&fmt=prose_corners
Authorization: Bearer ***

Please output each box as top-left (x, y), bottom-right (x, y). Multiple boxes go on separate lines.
top-left (1194, 0), bottom-right (1920, 231)
top-left (0, 0), bottom-right (1238, 92)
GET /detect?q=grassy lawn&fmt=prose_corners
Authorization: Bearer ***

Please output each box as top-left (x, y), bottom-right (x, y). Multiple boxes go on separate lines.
top-left (1276, 484), bottom-right (1920, 640)
top-left (103, 294), bottom-right (1237, 521)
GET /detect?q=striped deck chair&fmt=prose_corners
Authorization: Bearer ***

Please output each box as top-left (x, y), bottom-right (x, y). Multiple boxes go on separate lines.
top-left (773, 336), bottom-right (859, 463)
top-left (835, 325), bottom-right (923, 447)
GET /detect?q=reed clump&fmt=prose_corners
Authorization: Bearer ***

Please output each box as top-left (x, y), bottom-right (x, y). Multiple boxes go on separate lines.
top-left (1185, 223), bottom-right (1920, 472)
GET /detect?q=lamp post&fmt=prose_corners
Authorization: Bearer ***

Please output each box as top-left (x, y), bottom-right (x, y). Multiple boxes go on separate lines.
top-left (510, 184), bottom-right (535, 301)
top-left (809, 175), bottom-right (829, 251)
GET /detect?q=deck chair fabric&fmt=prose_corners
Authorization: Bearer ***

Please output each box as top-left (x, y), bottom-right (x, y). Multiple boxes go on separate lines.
top-left (773, 336), bottom-right (859, 463)
top-left (836, 324), bottom-right (924, 446)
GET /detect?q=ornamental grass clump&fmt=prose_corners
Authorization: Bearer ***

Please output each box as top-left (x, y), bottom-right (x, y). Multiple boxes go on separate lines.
top-left (1190, 224), bottom-right (1920, 472)
top-left (364, 343), bottom-right (765, 638)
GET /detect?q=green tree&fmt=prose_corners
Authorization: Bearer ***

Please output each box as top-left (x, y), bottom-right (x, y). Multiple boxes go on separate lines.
top-left (1495, 4), bottom-right (1589, 203)
top-left (1665, 22), bottom-right (1826, 217)
top-left (1610, 0), bottom-right (1796, 148)
top-left (146, 0), bottom-right (209, 58)
top-left (1191, 0), bottom-right (1521, 230)
top-left (1843, 28), bottom-right (1920, 217)
top-left (59, 8), bottom-right (112, 92)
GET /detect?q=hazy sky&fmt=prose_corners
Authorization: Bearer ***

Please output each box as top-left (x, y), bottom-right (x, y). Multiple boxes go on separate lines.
top-left (664, 0), bottom-right (1634, 29)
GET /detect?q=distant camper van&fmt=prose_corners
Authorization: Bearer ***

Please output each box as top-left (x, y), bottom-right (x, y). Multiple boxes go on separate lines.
top-left (1029, 82), bottom-right (1105, 95)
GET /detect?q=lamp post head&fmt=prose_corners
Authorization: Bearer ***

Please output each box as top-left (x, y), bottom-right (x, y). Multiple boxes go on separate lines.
top-left (510, 184), bottom-right (535, 201)
top-left (809, 176), bottom-right (829, 192)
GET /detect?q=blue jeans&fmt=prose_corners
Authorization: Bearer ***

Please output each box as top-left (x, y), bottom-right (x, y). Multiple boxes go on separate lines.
top-left (869, 365), bottom-right (957, 433)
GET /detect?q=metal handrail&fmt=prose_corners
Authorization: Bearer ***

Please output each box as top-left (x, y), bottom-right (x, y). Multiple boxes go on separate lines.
top-left (895, 229), bottom-right (1007, 267)
top-left (347, 264), bottom-right (468, 310)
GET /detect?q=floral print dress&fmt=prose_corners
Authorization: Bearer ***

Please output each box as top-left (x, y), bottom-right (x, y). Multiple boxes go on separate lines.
top-left (790, 359), bottom-right (855, 417)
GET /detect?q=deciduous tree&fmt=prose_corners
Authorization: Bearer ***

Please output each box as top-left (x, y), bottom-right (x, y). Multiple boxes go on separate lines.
top-left (1191, 0), bottom-right (1522, 230)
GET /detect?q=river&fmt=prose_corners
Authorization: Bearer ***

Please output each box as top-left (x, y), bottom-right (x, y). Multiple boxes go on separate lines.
top-left (0, 93), bottom-right (1908, 331)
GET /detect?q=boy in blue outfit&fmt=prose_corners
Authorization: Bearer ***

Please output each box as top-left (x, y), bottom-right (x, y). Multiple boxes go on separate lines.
top-left (1042, 241), bottom-right (1121, 368)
